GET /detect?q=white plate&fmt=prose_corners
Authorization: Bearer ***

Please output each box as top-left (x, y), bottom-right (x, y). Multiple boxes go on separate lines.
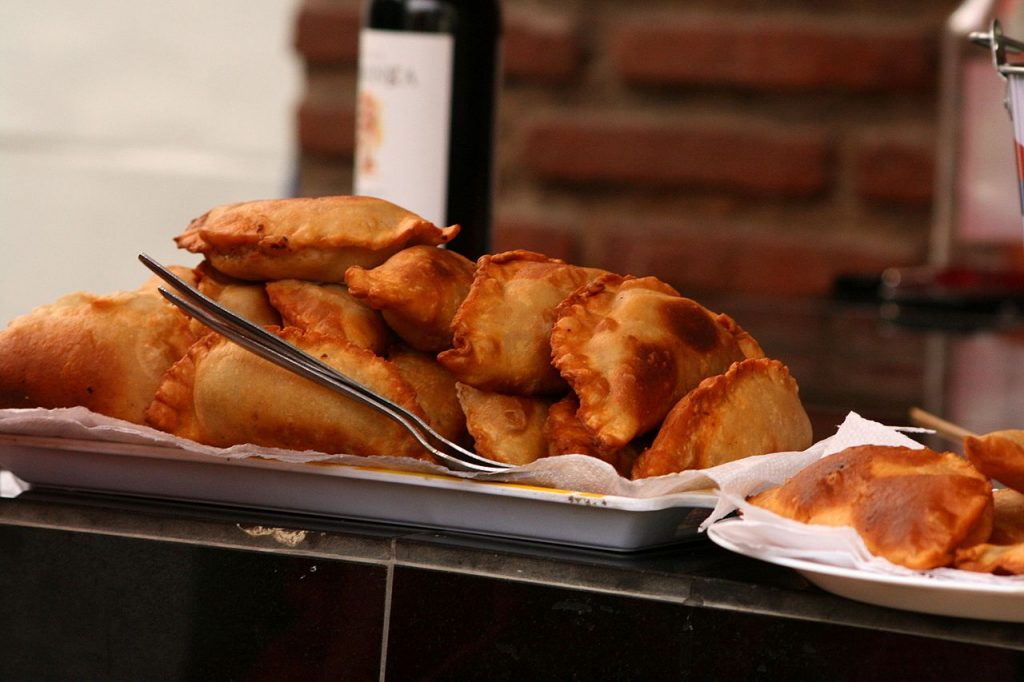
top-left (0, 433), bottom-right (716, 551)
top-left (707, 519), bottom-right (1024, 623)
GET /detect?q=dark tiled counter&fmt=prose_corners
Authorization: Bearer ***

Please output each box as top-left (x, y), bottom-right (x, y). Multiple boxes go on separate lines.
top-left (1, 298), bottom-right (1023, 680)
top-left (1, 489), bottom-right (1021, 681)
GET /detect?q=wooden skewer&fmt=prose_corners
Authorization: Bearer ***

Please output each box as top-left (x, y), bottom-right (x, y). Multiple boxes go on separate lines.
top-left (908, 407), bottom-right (978, 445)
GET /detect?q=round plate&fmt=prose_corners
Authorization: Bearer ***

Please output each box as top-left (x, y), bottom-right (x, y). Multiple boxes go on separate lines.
top-left (707, 519), bottom-right (1024, 623)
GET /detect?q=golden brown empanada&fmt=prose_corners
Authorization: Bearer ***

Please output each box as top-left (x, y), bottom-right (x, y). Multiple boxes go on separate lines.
top-left (631, 358), bottom-right (812, 479)
top-left (954, 542), bottom-right (1024, 575)
top-left (344, 245), bottom-right (476, 352)
top-left (174, 196), bottom-right (459, 282)
top-left (716, 312), bottom-right (765, 359)
top-left (551, 274), bottom-right (747, 449)
top-left (544, 393), bottom-right (638, 476)
top-left (266, 279), bottom-right (391, 354)
top-left (388, 346), bottom-right (466, 444)
top-left (749, 445), bottom-right (993, 570)
top-left (455, 382), bottom-right (553, 465)
top-left (192, 261), bottom-right (281, 335)
top-left (965, 430), bottom-right (1024, 493)
top-left (438, 250), bottom-right (605, 395)
top-left (137, 265), bottom-right (198, 294)
top-left (991, 488), bottom-right (1024, 545)
top-left (0, 291), bottom-right (195, 424)
top-left (146, 328), bottom-right (428, 458)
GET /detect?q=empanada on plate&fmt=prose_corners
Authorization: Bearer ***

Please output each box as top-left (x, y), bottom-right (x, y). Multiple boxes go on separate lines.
top-left (266, 279), bottom-right (391, 354)
top-left (964, 430), bottom-right (1024, 493)
top-left (146, 328), bottom-right (428, 458)
top-left (991, 488), bottom-right (1024, 545)
top-left (545, 393), bottom-right (638, 476)
top-left (455, 382), bottom-right (553, 465)
top-left (955, 542), bottom-right (1024, 575)
top-left (388, 346), bottom-right (466, 445)
top-left (345, 245), bottom-right (475, 352)
top-left (749, 445), bottom-right (993, 570)
top-left (0, 291), bottom-right (195, 424)
top-left (174, 196), bottom-right (459, 282)
top-left (438, 250), bottom-right (605, 395)
top-left (631, 358), bottom-right (811, 479)
top-left (551, 274), bottom-right (747, 449)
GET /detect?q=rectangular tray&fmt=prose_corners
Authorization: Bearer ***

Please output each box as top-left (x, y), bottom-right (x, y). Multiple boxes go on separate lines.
top-left (0, 433), bottom-right (715, 551)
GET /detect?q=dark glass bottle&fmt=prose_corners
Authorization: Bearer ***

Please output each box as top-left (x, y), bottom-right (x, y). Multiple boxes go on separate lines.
top-left (354, 0), bottom-right (501, 261)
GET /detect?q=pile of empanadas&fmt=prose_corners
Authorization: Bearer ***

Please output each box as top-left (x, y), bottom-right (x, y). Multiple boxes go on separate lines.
top-left (749, 440), bottom-right (1024, 575)
top-left (0, 195), bottom-right (813, 478)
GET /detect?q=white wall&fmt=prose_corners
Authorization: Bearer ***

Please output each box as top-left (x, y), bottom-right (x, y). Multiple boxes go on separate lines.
top-left (0, 1), bottom-right (302, 324)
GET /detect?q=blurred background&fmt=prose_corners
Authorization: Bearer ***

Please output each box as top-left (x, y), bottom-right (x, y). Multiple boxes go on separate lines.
top-left (0, 1), bottom-right (301, 324)
top-left (3, 0), bottom-right (1023, 326)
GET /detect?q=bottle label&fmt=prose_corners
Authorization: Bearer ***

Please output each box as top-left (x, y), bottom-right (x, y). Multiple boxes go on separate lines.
top-left (354, 29), bottom-right (454, 226)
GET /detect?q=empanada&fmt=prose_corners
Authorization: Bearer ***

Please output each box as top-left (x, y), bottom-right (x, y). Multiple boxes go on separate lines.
top-left (455, 382), bottom-right (552, 465)
top-left (0, 291), bottom-right (195, 424)
top-left (193, 261), bottom-right (281, 335)
top-left (388, 346), bottom-right (466, 444)
top-left (174, 196), bottom-right (459, 282)
top-left (631, 358), bottom-right (811, 478)
top-left (715, 312), bottom-right (765, 359)
top-left (965, 430), bottom-right (1024, 493)
top-left (749, 445), bottom-right (993, 570)
top-left (266, 279), bottom-right (391, 354)
top-left (544, 393), bottom-right (638, 476)
top-left (138, 265), bottom-right (198, 294)
top-left (551, 274), bottom-right (747, 449)
top-left (954, 542), bottom-right (1024, 575)
top-left (990, 487), bottom-right (1024, 545)
top-left (438, 250), bottom-right (605, 395)
top-left (344, 245), bottom-right (476, 352)
top-left (146, 328), bottom-right (428, 458)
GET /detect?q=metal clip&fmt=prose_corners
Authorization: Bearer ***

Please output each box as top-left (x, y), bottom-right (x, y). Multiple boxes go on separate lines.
top-left (970, 19), bottom-right (1024, 76)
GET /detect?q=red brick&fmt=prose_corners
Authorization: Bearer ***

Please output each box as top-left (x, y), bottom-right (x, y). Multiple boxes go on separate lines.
top-left (521, 115), bottom-right (830, 196)
top-left (583, 223), bottom-right (918, 297)
top-left (297, 99), bottom-right (356, 157)
top-left (294, 1), bottom-right (361, 64)
top-left (504, 10), bottom-right (582, 85)
top-left (855, 134), bottom-right (935, 205)
top-left (612, 14), bottom-right (938, 92)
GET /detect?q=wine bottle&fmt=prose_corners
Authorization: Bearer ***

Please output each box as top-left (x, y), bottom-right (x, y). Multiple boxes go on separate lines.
top-left (353, 0), bottom-right (501, 261)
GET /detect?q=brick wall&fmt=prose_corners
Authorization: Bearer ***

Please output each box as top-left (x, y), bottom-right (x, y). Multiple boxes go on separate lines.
top-left (294, 0), bottom-right (958, 297)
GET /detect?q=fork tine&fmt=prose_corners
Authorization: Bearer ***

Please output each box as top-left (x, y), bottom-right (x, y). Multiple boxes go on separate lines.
top-left (139, 254), bottom-right (509, 474)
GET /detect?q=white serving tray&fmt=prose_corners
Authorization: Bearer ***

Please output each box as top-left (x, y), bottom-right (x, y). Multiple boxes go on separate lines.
top-left (0, 433), bottom-right (715, 551)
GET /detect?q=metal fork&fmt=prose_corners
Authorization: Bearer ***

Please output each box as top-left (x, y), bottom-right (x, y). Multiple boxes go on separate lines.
top-left (138, 254), bottom-right (511, 474)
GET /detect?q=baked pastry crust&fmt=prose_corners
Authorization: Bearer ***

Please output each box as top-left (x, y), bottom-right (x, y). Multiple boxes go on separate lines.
top-left (545, 393), bottom-right (638, 476)
top-left (955, 542), bottom-right (1024, 575)
top-left (631, 358), bottom-right (812, 478)
top-left (438, 251), bottom-right (604, 395)
top-left (551, 274), bottom-right (747, 449)
top-left (455, 382), bottom-right (552, 465)
top-left (175, 196), bottom-right (459, 282)
top-left (266, 279), bottom-right (391, 354)
top-left (345, 245), bottom-right (475, 353)
top-left (0, 291), bottom-right (195, 424)
top-left (991, 487), bottom-right (1024, 545)
top-left (965, 430), bottom-right (1024, 493)
top-left (387, 346), bottom-right (466, 445)
top-left (748, 444), bottom-right (994, 570)
top-left (146, 327), bottom-right (428, 458)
